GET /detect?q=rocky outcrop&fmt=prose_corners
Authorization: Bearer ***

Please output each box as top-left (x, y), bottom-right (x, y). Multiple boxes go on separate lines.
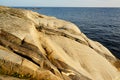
top-left (0, 6), bottom-right (120, 80)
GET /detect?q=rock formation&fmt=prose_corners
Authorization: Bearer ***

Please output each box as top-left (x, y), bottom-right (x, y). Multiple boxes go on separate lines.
top-left (0, 6), bottom-right (120, 80)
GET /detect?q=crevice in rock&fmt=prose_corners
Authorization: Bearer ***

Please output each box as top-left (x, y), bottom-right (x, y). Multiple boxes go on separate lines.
top-left (0, 39), bottom-right (40, 66)
top-left (10, 48), bottom-right (40, 67)
top-left (0, 30), bottom-right (45, 68)
top-left (36, 26), bottom-right (88, 45)
top-left (41, 46), bottom-right (59, 72)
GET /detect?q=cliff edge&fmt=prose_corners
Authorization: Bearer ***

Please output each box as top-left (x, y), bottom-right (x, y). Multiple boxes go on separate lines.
top-left (0, 6), bottom-right (120, 80)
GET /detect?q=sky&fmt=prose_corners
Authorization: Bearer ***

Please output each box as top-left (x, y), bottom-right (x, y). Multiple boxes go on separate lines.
top-left (0, 0), bottom-right (120, 7)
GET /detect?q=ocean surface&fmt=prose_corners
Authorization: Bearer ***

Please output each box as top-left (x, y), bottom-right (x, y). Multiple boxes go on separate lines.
top-left (18, 7), bottom-right (120, 58)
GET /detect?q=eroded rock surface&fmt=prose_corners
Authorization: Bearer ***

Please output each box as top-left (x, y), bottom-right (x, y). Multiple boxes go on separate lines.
top-left (0, 6), bottom-right (120, 80)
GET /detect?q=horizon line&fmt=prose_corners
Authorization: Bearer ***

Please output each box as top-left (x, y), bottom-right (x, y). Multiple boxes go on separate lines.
top-left (0, 5), bottom-right (120, 8)
top-left (1, 5), bottom-right (120, 8)
top-left (12, 6), bottom-right (120, 8)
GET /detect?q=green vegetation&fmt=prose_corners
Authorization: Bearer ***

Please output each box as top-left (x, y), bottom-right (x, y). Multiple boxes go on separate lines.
top-left (11, 72), bottom-right (32, 79)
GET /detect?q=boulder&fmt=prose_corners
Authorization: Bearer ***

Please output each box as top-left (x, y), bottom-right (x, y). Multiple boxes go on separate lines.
top-left (0, 6), bottom-right (120, 80)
